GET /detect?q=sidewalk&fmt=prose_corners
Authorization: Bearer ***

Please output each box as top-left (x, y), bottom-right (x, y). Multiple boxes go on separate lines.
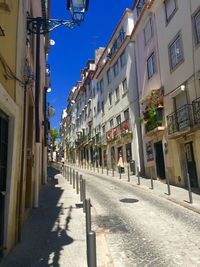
top-left (1, 167), bottom-right (87, 267)
top-left (68, 164), bottom-right (200, 215)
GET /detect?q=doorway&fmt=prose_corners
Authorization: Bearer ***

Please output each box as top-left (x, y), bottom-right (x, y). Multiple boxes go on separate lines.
top-left (154, 141), bottom-right (166, 179)
top-left (185, 142), bottom-right (198, 188)
top-left (0, 111), bottom-right (8, 257)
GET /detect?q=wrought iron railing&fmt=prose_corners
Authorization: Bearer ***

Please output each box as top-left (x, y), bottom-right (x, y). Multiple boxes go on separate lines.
top-left (167, 104), bottom-right (193, 135)
top-left (193, 97), bottom-right (200, 125)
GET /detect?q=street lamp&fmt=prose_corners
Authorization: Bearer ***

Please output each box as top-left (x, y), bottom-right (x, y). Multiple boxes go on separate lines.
top-left (67, 0), bottom-right (89, 24)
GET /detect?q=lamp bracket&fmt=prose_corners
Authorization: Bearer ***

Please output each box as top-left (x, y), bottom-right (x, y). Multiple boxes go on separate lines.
top-left (27, 17), bottom-right (75, 35)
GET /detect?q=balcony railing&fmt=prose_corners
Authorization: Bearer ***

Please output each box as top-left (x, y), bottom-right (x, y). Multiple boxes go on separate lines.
top-left (106, 130), bottom-right (113, 142)
top-left (121, 119), bottom-right (130, 135)
top-left (101, 133), bottom-right (107, 145)
top-left (136, 0), bottom-right (147, 16)
top-left (193, 97), bottom-right (200, 125)
top-left (167, 104), bottom-right (193, 135)
top-left (106, 120), bottom-right (131, 142)
top-left (113, 125), bottom-right (121, 140)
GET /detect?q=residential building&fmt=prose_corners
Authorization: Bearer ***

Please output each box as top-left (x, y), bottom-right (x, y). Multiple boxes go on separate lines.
top-left (0, 0), bottom-right (50, 257)
top-left (131, 0), bottom-right (165, 180)
top-left (153, 0), bottom-right (200, 187)
top-left (92, 8), bottom-right (142, 172)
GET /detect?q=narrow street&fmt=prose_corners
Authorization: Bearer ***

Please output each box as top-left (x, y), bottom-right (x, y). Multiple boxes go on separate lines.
top-left (77, 167), bottom-right (200, 267)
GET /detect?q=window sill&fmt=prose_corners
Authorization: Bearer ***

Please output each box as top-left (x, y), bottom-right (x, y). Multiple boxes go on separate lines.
top-left (170, 58), bottom-right (184, 73)
top-left (109, 105), bottom-right (113, 110)
top-left (122, 91), bottom-right (127, 98)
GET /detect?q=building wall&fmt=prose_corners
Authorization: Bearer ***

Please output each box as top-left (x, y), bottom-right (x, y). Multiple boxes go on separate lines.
top-left (155, 0), bottom-right (200, 187)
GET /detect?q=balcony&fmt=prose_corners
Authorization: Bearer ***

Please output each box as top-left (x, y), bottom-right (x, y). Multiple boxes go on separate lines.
top-left (106, 130), bottom-right (113, 142)
top-left (113, 125), bottom-right (121, 140)
top-left (121, 120), bottom-right (130, 135)
top-left (144, 108), bottom-right (164, 135)
top-left (108, 30), bottom-right (125, 59)
top-left (136, 0), bottom-right (147, 16)
top-left (167, 104), bottom-right (194, 137)
top-left (101, 133), bottom-right (107, 145)
top-left (87, 109), bottom-right (93, 124)
top-left (193, 97), bottom-right (200, 125)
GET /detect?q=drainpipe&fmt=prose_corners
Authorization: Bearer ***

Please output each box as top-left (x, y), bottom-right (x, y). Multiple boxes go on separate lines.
top-left (132, 40), bottom-right (145, 176)
top-left (34, 20), bottom-right (41, 208)
top-left (18, 82), bottom-right (27, 241)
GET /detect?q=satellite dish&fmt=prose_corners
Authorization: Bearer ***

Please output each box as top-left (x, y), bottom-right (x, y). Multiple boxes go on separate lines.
top-left (50, 39), bottom-right (55, 46)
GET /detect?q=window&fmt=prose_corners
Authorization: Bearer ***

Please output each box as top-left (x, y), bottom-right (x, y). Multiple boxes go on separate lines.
top-left (97, 102), bottom-right (100, 113)
top-left (113, 60), bottom-right (119, 76)
top-left (147, 52), bottom-right (156, 79)
top-left (94, 107), bottom-right (96, 116)
top-left (110, 119), bottom-right (114, 128)
top-left (97, 82), bottom-right (100, 92)
top-left (120, 50), bottom-right (126, 67)
top-left (93, 87), bottom-right (95, 97)
top-left (194, 9), bottom-right (200, 44)
top-left (122, 78), bottom-right (127, 94)
top-left (101, 101), bottom-right (104, 114)
top-left (116, 115), bottom-right (121, 125)
top-left (115, 86), bottom-right (120, 101)
top-left (109, 92), bottom-right (113, 106)
top-left (164, 0), bottom-right (177, 23)
top-left (100, 79), bottom-right (104, 94)
top-left (169, 34), bottom-right (184, 70)
top-left (124, 109), bottom-right (129, 121)
top-left (102, 125), bottom-right (105, 133)
top-left (107, 69), bottom-right (112, 84)
top-left (144, 18), bottom-right (153, 44)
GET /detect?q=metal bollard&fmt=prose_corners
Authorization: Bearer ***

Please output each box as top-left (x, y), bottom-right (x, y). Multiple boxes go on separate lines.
top-left (67, 166), bottom-right (70, 181)
top-left (80, 175), bottom-right (83, 202)
top-left (102, 166), bottom-right (103, 174)
top-left (187, 173), bottom-right (193, 203)
top-left (150, 168), bottom-right (154, 190)
top-left (119, 167), bottom-right (122, 179)
top-left (107, 167), bottom-right (109, 176)
top-left (166, 172), bottom-right (171, 195)
top-left (127, 165), bottom-right (130, 182)
top-left (87, 231), bottom-right (97, 267)
top-left (82, 179), bottom-right (86, 213)
top-left (73, 170), bottom-right (75, 189)
top-left (85, 198), bottom-right (91, 234)
top-left (97, 166), bottom-right (99, 173)
top-left (112, 166), bottom-right (114, 177)
top-left (76, 172), bottom-right (79, 194)
top-left (70, 168), bottom-right (72, 184)
top-left (137, 167), bottom-right (140, 185)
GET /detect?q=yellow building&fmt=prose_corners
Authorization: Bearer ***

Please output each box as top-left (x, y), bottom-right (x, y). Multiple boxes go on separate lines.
top-left (0, 0), bottom-right (50, 258)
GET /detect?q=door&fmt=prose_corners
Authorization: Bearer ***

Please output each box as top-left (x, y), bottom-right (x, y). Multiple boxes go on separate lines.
top-left (125, 143), bottom-right (132, 163)
top-left (185, 142), bottom-right (198, 188)
top-left (154, 141), bottom-right (166, 179)
top-left (0, 111), bottom-right (8, 256)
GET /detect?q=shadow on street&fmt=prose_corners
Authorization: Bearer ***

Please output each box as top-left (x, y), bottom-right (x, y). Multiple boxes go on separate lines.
top-left (1, 167), bottom-right (73, 267)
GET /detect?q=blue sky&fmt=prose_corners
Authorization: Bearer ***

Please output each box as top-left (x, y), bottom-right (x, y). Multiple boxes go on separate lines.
top-left (48, 0), bottom-right (134, 130)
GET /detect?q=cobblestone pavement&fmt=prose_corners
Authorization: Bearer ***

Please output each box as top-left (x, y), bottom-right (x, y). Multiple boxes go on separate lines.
top-left (73, 166), bottom-right (200, 267)
top-left (0, 167), bottom-right (87, 267)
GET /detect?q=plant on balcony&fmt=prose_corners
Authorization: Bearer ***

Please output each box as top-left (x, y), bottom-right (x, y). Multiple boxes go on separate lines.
top-left (140, 89), bottom-right (164, 131)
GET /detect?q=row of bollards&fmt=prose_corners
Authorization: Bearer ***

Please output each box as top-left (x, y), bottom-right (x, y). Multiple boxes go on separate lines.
top-left (61, 165), bottom-right (97, 267)
top-left (57, 162), bottom-right (193, 213)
